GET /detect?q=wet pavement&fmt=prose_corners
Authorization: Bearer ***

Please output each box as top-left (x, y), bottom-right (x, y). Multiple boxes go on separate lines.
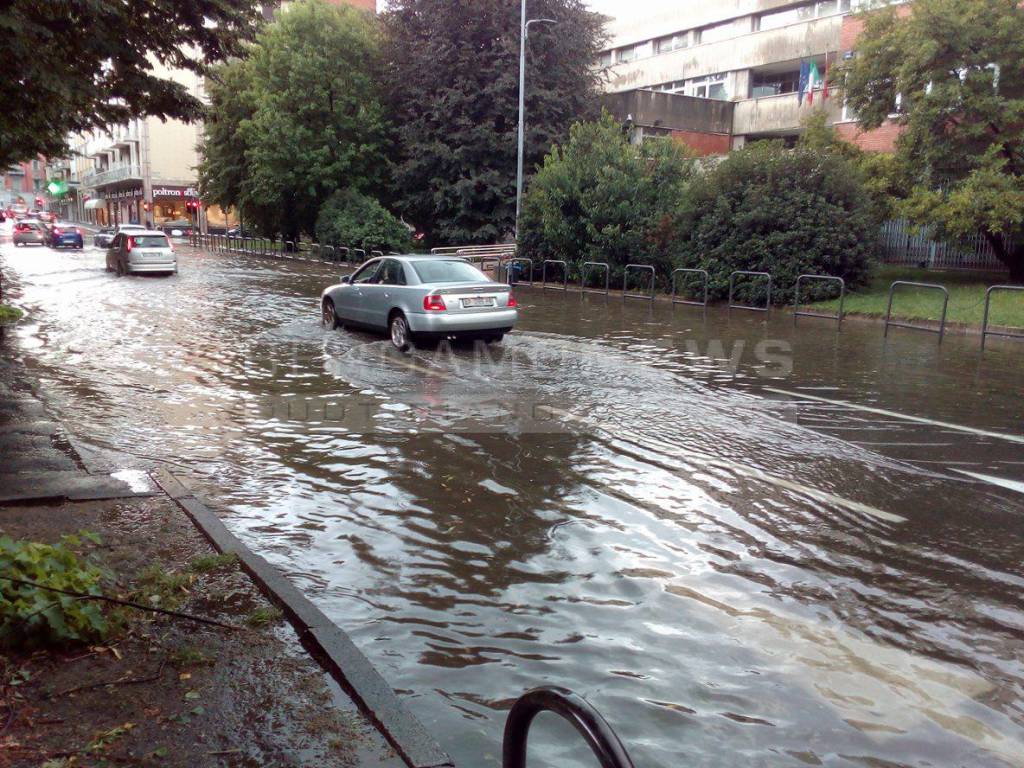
top-left (1, 239), bottom-right (1023, 768)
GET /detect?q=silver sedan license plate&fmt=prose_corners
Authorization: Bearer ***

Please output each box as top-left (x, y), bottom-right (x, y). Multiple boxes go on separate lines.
top-left (461, 296), bottom-right (495, 308)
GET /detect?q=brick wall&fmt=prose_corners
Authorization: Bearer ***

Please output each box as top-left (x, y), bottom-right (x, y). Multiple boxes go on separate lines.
top-left (834, 121), bottom-right (903, 152)
top-left (671, 130), bottom-right (731, 157)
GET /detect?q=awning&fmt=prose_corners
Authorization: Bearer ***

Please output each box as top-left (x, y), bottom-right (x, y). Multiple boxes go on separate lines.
top-left (84, 199), bottom-right (105, 210)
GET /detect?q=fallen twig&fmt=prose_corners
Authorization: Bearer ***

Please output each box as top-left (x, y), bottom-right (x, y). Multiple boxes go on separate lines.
top-left (0, 576), bottom-right (239, 630)
top-left (44, 657), bottom-right (167, 700)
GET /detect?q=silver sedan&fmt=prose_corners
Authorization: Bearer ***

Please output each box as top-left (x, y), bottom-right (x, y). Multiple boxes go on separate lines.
top-left (320, 255), bottom-right (518, 350)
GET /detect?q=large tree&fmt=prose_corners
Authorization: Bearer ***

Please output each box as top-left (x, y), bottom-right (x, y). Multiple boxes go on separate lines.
top-left (198, 0), bottom-right (388, 241)
top-left (837, 0), bottom-right (1024, 280)
top-left (0, 0), bottom-right (260, 168)
top-left (382, 0), bottom-right (606, 245)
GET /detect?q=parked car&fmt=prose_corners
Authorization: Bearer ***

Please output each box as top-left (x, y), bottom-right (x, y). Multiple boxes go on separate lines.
top-left (49, 224), bottom-right (84, 249)
top-left (93, 227), bottom-right (117, 248)
top-left (13, 221), bottom-right (48, 246)
top-left (158, 219), bottom-right (193, 237)
top-left (320, 255), bottom-right (517, 351)
top-left (105, 230), bottom-right (177, 276)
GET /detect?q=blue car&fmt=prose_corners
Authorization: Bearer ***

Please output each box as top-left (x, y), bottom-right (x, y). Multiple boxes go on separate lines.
top-left (49, 224), bottom-right (84, 249)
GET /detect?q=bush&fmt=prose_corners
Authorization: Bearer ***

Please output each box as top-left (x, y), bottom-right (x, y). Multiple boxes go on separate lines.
top-left (315, 190), bottom-right (412, 254)
top-left (0, 533), bottom-right (111, 648)
top-left (678, 139), bottom-right (878, 305)
top-left (519, 113), bottom-right (695, 288)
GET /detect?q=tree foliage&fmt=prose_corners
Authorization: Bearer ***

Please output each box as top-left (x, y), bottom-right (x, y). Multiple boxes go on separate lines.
top-left (518, 114), bottom-right (694, 284)
top-left (0, 0), bottom-right (260, 168)
top-left (198, 0), bottom-right (387, 241)
top-left (382, 0), bottom-right (606, 245)
top-left (315, 190), bottom-right (412, 253)
top-left (836, 0), bottom-right (1024, 279)
top-left (677, 140), bottom-right (878, 304)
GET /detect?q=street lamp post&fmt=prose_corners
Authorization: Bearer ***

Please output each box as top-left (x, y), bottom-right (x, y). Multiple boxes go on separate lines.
top-left (516, 2), bottom-right (555, 238)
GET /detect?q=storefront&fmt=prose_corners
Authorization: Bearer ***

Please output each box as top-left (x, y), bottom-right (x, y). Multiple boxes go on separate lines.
top-left (151, 185), bottom-right (200, 228)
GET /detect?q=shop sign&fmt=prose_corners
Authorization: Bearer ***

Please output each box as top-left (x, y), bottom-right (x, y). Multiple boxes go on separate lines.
top-left (152, 185), bottom-right (199, 198)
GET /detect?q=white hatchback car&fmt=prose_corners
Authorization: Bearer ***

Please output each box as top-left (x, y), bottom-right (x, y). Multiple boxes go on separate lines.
top-left (105, 229), bottom-right (177, 276)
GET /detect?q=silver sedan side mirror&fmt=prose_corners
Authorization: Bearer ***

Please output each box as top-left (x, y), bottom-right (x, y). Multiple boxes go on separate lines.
top-left (340, 275), bottom-right (351, 284)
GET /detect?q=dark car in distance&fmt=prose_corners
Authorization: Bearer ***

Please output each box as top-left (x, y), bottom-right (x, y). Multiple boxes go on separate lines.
top-left (49, 224), bottom-right (84, 249)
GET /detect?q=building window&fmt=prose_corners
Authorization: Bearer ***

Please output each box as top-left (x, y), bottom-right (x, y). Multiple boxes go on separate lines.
top-left (597, 50), bottom-right (613, 68)
top-left (751, 69), bottom-right (802, 97)
top-left (616, 44), bottom-right (636, 63)
top-left (655, 31), bottom-right (689, 54)
top-left (756, 0), bottom-right (851, 31)
top-left (697, 21), bottom-right (735, 45)
top-left (687, 73), bottom-right (729, 100)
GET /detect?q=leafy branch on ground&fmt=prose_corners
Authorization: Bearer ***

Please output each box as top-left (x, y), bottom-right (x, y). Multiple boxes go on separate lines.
top-left (0, 305), bottom-right (24, 324)
top-left (0, 533), bottom-right (112, 649)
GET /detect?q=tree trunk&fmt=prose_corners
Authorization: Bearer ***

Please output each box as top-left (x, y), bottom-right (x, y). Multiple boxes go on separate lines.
top-left (983, 231), bottom-right (1024, 282)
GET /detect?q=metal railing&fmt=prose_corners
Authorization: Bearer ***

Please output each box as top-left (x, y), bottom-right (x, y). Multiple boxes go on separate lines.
top-left (794, 274), bottom-right (844, 327)
top-left (353, 248), bottom-right (366, 263)
top-left (981, 285), bottom-right (1024, 350)
top-left (580, 262), bottom-right (610, 295)
top-left (670, 268), bottom-right (709, 307)
top-left (506, 257), bottom-right (534, 286)
top-left (884, 281), bottom-right (949, 341)
top-left (623, 264), bottom-right (655, 301)
top-left (371, 249), bottom-right (384, 259)
top-left (502, 686), bottom-right (635, 768)
top-left (728, 271), bottom-right (772, 312)
top-left (542, 260), bottom-right (568, 291)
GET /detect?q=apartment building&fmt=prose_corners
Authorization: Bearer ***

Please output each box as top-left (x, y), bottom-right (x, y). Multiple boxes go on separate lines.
top-left (2, 159), bottom-right (48, 209)
top-left (598, 0), bottom-right (902, 155)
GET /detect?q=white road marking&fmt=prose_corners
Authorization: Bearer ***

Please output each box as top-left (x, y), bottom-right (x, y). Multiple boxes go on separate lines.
top-left (763, 387), bottom-right (1024, 445)
top-left (953, 470), bottom-right (1024, 495)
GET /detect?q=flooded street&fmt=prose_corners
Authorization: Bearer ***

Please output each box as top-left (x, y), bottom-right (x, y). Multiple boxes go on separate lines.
top-left (3, 242), bottom-right (1024, 767)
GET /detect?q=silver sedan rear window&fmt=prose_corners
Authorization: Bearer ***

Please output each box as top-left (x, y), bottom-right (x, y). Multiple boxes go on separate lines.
top-left (130, 235), bottom-right (169, 248)
top-left (412, 260), bottom-right (487, 283)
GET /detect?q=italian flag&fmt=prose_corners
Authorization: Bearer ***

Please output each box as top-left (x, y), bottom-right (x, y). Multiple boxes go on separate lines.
top-left (808, 60), bottom-right (822, 105)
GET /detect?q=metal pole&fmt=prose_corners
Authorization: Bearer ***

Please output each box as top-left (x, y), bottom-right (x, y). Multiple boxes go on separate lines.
top-left (515, 0), bottom-right (526, 236)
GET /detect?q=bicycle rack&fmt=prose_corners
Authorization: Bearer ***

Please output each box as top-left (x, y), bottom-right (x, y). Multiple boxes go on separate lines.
top-left (323, 245), bottom-right (335, 262)
top-left (981, 285), bottom-right (1024, 350)
top-left (337, 246), bottom-right (350, 263)
top-left (580, 262), bottom-right (610, 295)
top-left (728, 271), bottom-right (772, 312)
top-left (371, 249), bottom-right (384, 258)
top-left (502, 686), bottom-right (635, 768)
top-left (884, 281), bottom-right (949, 341)
top-left (670, 268), bottom-right (709, 307)
top-left (542, 260), bottom-right (568, 291)
top-left (353, 248), bottom-right (367, 263)
top-left (505, 257), bottom-right (533, 286)
top-left (285, 240), bottom-right (295, 255)
top-left (794, 274), bottom-right (844, 327)
top-left (623, 264), bottom-right (655, 301)
top-left (481, 256), bottom-right (503, 276)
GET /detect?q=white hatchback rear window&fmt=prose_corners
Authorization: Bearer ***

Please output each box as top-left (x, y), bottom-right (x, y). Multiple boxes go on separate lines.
top-left (131, 235), bottom-right (169, 248)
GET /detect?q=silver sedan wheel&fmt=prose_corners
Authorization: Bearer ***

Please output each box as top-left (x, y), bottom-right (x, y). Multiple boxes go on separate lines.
top-left (321, 300), bottom-right (336, 329)
top-left (389, 314), bottom-right (410, 351)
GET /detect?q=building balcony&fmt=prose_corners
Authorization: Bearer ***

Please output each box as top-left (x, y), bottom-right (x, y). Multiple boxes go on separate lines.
top-left (604, 14), bottom-right (844, 94)
top-left (602, 89), bottom-right (734, 134)
top-left (732, 91), bottom-right (842, 136)
top-left (80, 163), bottom-right (143, 189)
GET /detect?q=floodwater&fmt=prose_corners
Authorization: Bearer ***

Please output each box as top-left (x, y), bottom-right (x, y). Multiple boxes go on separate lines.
top-left (2, 240), bottom-right (1024, 768)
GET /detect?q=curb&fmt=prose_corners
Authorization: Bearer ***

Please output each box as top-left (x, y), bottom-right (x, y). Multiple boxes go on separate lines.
top-left (151, 469), bottom-right (453, 768)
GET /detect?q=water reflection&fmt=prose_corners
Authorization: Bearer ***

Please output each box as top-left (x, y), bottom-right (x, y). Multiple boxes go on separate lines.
top-left (3, 243), bottom-right (1023, 768)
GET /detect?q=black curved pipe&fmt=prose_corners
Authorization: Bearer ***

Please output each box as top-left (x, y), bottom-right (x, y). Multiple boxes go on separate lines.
top-left (502, 686), bottom-right (636, 768)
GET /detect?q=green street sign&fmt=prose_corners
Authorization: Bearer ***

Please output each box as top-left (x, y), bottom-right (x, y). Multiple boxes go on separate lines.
top-left (46, 179), bottom-right (68, 196)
